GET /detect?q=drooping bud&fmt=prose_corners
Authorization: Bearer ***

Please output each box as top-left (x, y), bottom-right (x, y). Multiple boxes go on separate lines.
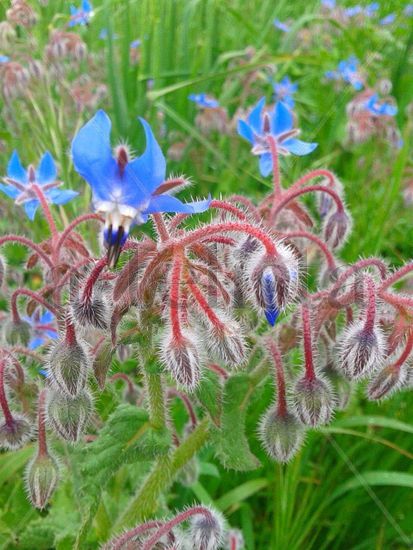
top-left (246, 243), bottom-right (299, 326)
top-left (317, 177), bottom-right (343, 219)
top-left (25, 452), bottom-right (59, 509)
top-left (205, 315), bottom-right (247, 367)
top-left (47, 333), bottom-right (90, 397)
top-left (92, 340), bottom-right (114, 390)
top-left (71, 285), bottom-right (111, 330)
top-left (188, 507), bottom-right (225, 550)
top-left (323, 208), bottom-right (351, 249)
top-left (227, 529), bottom-right (245, 550)
top-left (338, 321), bottom-right (386, 380)
top-left (46, 389), bottom-right (93, 442)
top-left (258, 407), bottom-right (304, 463)
top-left (161, 329), bottom-right (202, 391)
top-left (366, 363), bottom-right (407, 401)
top-left (293, 374), bottom-right (335, 427)
top-left (3, 318), bottom-right (31, 346)
top-left (0, 413), bottom-right (32, 450)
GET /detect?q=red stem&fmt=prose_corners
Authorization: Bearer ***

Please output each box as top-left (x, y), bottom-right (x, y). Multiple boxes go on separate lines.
top-left (170, 252), bottom-right (184, 340)
top-left (282, 230), bottom-right (336, 269)
top-left (267, 135), bottom-right (282, 204)
top-left (32, 184), bottom-right (58, 240)
top-left (265, 338), bottom-right (287, 416)
top-left (55, 213), bottom-right (103, 257)
top-left (82, 257), bottom-right (107, 301)
top-left (0, 361), bottom-right (14, 424)
top-left (0, 235), bottom-right (53, 269)
top-left (380, 262), bottom-right (413, 291)
top-left (394, 333), bottom-right (413, 370)
top-left (168, 388), bottom-right (197, 427)
top-left (152, 213), bottom-right (170, 242)
top-left (271, 184), bottom-right (344, 221)
top-left (11, 288), bottom-right (59, 323)
top-left (289, 169), bottom-right (336, 193)
top-left (185, 272), bottom-right (224, 328)
top-left (206, 363), bottom-right (229, 379)
top-left (65, 320), bottom-right (76, 346)
top-left (210, 199), bottom-right (247, 220)
top-left (363, 276), bottom-right (376, 332)
top-left (112, 521), bottom-right (164, 550)
top-left (302, 302), bottom-right (316, 381)
top-left (37, 389), bottom-right (48, 457)
top-left (110, 373), bottom-right (135, 394)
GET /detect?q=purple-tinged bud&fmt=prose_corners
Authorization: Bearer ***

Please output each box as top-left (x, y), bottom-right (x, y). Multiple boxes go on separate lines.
top-left (161, 329), bottom-right (202, 391)
top-left (227, 529), bottom-right (245, 550)
top-left (293, 374), bottom-right (335, 427)
top-left (47, 336), bottom-right (90, 397)
top-left (258, 407), bottom-right (304, 463)
top-left (46, 389), bottom-right (92, 442)
top-left (367, 363), bottom-right (407, 401)
top-left (71, 287), bottom-right (111, 330)
top-left (188, 507), bottom-right (225, 550)
top-left (317, 177), bottom-right (343, 219)
top-left (205, 315), bottom-right (247, 367)
top-left (323, 209), bottom-right (351, 249)
top-left (25, 452), bottom-right (59, 509)
top-left (3, 318), bottom-right (31, 346)
top-left (246, 244), bottom-right (299, 325)
top-left (338, 321), bottom-right (386, 380)
top-left (92, 340), bottom-right (114, 390)
top-left (0, 413), bottom-right (32, 450)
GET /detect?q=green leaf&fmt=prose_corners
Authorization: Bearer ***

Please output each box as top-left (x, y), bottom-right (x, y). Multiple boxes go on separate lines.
top-left (331, 471), bottom-right (413, 501)
top-left (195, 370), bottom-right (223, 427)
top-left (333, 415), bottom-right (413, 434)
top-left (216, 478), bottom-right (268, 512)
top-left (212, 373), bottom-right (260, 471)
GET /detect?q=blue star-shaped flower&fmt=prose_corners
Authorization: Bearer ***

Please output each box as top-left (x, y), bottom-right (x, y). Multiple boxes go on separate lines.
top-left (273, 18), bottom-right (290, 32)
top-left (364, 94), bottom-right (397, 117)
top-left (379, 13), bottom-right (396, 25)
top-left (23, 310), bottom-right (58, 350)
top-left (0, 151), bottom-right (78, 220)
top-left (0, 55), bottom-right (9, 63)
top-left (271, 76), bottom-right (298, 109)
top-left (364, 3), bottom-right (379, 17)
top-left (237, 98), bottom-right (318, 177)
top-left (321, 0), bottom-right (336, 9)
top-left (69, 0), bottom-right (93, 27)
top-left (344, 6), bottom-right (363, 17)
top-left (325, 57), bottom-right (364, 91)
top-left (188, 93), bottom-right (219, 109)
top-left (71, 110), bottom-right (211, 266)
top-left (130, 39), bottom-right (142, 49)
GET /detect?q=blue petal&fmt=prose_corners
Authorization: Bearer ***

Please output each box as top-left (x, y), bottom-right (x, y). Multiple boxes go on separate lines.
top-left (71, 110), bottom-right (118, 202)
top-left (24, 200), bottom-right (40, 220)
top-left (7, 150), bottom-right (27, 184)
top-left (259, 153), bottom-right (273, 177)
top-left (265, 306), bottom-right (279, 326)
top-left (127, 118), bottom-right (166, 194)
top-left (0, 182), bottom-right (19, 199)
top-left (40, 310), bottom-right (54, 324)
top-left (82, 0), bottom-right (92, 12)
top-left (29, 337), bottom-right (45, 350)
top-left (45, 329), bottom-right (58, 339)
top-left (271, 102), bottom-right (293, 136)
top-left (247, 97), bottom-right (265, 134)
top-left (237, 119), bottom-right (254, 144)
top-left (283, 138), bottom-right (318, 156)
top-left (70, 5), bottom-right (77, 15)
top-left (36, 151), bottom-right (57, 185)
top-left (46, 188), bottom-right (79, 205)
top-left (144, 194), bottom-right (211, 215)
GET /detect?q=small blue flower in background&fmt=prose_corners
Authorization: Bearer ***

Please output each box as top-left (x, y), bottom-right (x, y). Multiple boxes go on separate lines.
top-left (379, 13), bottom-right (396, 25)
top-left (99, 28), bottom-right (118, 40)
top-left (344, 5), bottom-right (363, 17)
top-left (24, 310), bottom-right (58, 350)
top-left (273, 18), bottom-right (290, 32)
top-left (130, 39), bottom-right (141, 49)
top-left (364, 94), bottom-right (397, 117)
top-left (325, 56), bottom-right (364, 91)
top-left (188, 93), bottom-right (219, 109)
top-left (405, 4), bottom-right (413, 16)
top-left (364, 2), bottom-right (380, 17)
top-left (69, 0), bottom-right (93, 27)
top-left (0, 151), bottom-right (78, 220)
top-left (0, 55), bottom-right (9, 63)
top-left (321, 0), bottom-right (336, 9)
top-left (271, 76), bottom-right (298, 109)
top-left (71, 110), bottom-right (211, 266)
top-left (237, 98), bottom-right (318, 177)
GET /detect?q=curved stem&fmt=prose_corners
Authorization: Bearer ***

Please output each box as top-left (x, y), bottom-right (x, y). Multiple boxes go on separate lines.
top-left (302, 302), bottom-right (316, 381)
top-left (152, 213), bottom-right (170, 242)
top-left (289, 169), bottom-right (336, 193)
top-left (82, 257), bottom-right (107, 301)
top-left (37, 389), bottom-right (48, 457)
top-left (168, 389), bottom-right (197, 428)
top-left (170, 252), bottom-right (184, 340)
top-left (265, 338), bottom-right (287, 416)
top-left (282, 230), bottom-right (336, 269)
top-left (185, 272), bottom-right (224, 328)
top-left (380, 262), bottom-right (413, 291)
top-left (363, 276), bottom-right (376, 332)
top-left (32, 184), bottom-right (58, 240)
top-left (0, 361), bottom-right (13, 424)
top-left (111, 521), bottom-right (164, 550)
top-left (0, 235), bottom-right (53, 269)
top-left (55, 213), bottom-right (103, 256)
top-left (11, 288), bottom-right (59, 323)
top-left (271, 185), bottom-right (344, 221)
top-left (210, 199), bottom-right (247, 220)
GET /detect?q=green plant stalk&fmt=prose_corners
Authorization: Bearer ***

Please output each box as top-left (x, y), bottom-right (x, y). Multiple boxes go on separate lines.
top-left (144, 371), bottom-right (166, 430)
top-left (113, 417), bottom-right (210, 531)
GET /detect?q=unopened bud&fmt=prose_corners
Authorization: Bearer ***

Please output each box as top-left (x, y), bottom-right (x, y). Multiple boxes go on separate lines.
top-left (323, 209), bottom-right (351, 249)
top-left (317, 177), bottom-right (343, 219)
top-left (367, 363), bottom-right (407, 401)
top-left (189, 507), bottom-right (225, 550)
top-left (205, 316), bottom-right (247, 367)
top-left (25, 452), bottom-right (59, 509)
top-left (3, 318), bottom-right (31, 346)
top-left (0, 413), bottom-right (32, 450)
top-left (161, 329), bottom-right (202, 391)
top-left (227, 529), bottom-right (245, 550)
top-left (46, 389), bottom-right (92, 442)
top-left (71, 285), bottom-right (111, 331)
top-left (258, 407), bottom-right (304, 463)
top-left (92, 340), bottom-right (114, 390)
top-left (338, 321), bottom-right (386, 379)
top-left (293, 374), bottom-right (335, 427)
top-left (47, 337), bottom-right (90, 397)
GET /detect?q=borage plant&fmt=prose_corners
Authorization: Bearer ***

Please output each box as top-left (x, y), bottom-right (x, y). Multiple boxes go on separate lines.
top-left (0, 99), bottom-right (412, 549)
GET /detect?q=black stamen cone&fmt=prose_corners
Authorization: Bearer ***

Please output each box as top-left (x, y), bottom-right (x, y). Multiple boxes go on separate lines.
top-left (107, 226), bottom-right (125, 268)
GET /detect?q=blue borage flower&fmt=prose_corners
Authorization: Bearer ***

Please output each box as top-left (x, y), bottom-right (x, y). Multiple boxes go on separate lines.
top-left (364, 94), bottom-right (397, 117)
top-left (325, 56), bottom-right (364, 91)
top-left (0, 55), bottom-right (9, 63)
top-left (188, 93), bottom-right (219, 109)
top-left (405, 4), bottom-right (413, 16)
top-left (99, 28), bottom-right (118, 40)
top-left (130, 39), bottom-right (141, 49)
top-left (271, 76), bottom-right (298, 109)
top-left (273, 18), bottom-right (290, 32)
top-left (23, 310), bottom-right (58, 350)
top-left (0, 151), bottom-right (78, 220)
top-left (379, 13), bottom-right (396, 25)
top-left (321, 0), bottom-right (336, 9)
top-left (71, 110), bottom-right (211, 266)
top-left (237, 98), bottom-right (317, 177)
top-left (69, 0), bottom-right (93, 27)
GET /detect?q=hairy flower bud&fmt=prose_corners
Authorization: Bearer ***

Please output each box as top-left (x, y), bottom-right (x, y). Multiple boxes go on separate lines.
top-left (258, 407), bottom-right (304, 463)
top-left (0, 413), bottom-right (32, 450)
top-left (92, 340), bottom-right (114, 390)
top-left (71, 283), bottom-right (111, 330)
top-left (161, 329), bottom-right (202, 391)
top-left (338, 321), bottom-right (386, 379)
top-left (47, 337), bottom-right (90, 397)
top-left (205, 315), bottom-right (247, 367)
top-left (317, 177), bottom-right (343, 219)
top-left (246, 244), bottom-right (299, 325)
top-left (189, 507), bottom-right (225, 550)
top-left (46, 389), bottom-right (92, 442)
top-left (323, 209), bottom-right (351, 249)
top-left (366, 363), bottom-right (407, 401)
top-left (227, 529), bottom-right (245, 550)
top-left (25, 452), bottom-right (59, 509)
top-left (3, 318), bottom-right (31, 346)
top-left (293, 374), bottom-right (335, 427)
